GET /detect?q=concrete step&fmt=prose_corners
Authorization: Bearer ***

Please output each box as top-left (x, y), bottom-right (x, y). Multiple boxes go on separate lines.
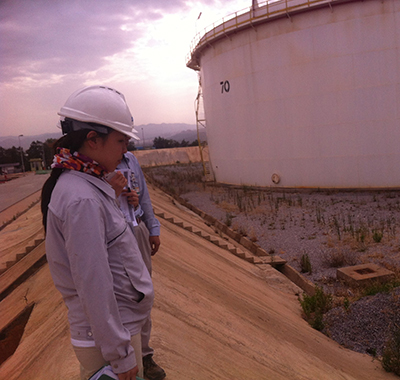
top-left (6, 260), bottom-right (16, 268)
top-left (227, 244), bottom-right (237, 254)
top-left (25, 246), bottom-right (35, 254)
top-left (247, 256), bottom-right (264, 264)
top-left (263, 256), bottom-right (287, 266)
top-left (16, 252), bottom-right (28, 261)
top-left (209, 236), bottom-right (219, 244)
top-left (155, 205), bottom-right (282, 269)
top-left (216, 240), bottom-right (228, 249)
top-left (234, 250), bottom-right (246, 259)
top-left (154, 210), bottom-right (164, 218)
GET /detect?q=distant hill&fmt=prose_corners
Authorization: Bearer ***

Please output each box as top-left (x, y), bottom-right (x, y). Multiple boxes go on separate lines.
top-left (0, 133), bottom-right (62, 150)
top-left (138, 123), bottom-right (206, 147)
top-left (0, 123), bottom-right (206, 150)
top-left (155, 129), bottom-right (207, 146)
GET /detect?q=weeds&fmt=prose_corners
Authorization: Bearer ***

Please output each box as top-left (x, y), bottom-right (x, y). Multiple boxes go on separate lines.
top-left (224, 213), bottom-right (233, 227)
top-left (332, 215), bottom-right (341, 240)
top-left (145, 162), bottom-right (400, 295)
top-left (382, 325), bottom-right (400, 375)
top-left (315, 204), bottom-right (324, 224)
top-left (372, 229), bottom-right (384, 243)
top-left (343, 297), bottom-right (350, 311)
top-left (300, 286), bottom-right (333, 331)
top-left (361, 279), bottom-right (400, 297)
top-left (300, 253), bottom-right (312, 274)
top-left (143, 163), bottom-right (203, 196)
top-left (323, 248), bottom-right (358, 268)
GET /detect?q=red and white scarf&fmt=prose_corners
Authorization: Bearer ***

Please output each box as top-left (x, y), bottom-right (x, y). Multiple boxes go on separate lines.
top-left (51, 148), bottom-right (107, 178)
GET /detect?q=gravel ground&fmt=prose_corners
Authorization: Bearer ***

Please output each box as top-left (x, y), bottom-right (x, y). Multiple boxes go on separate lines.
top-left (145, 163), bottom-right (400, 360)
top-left (323, 288), bottom-right (400, 357)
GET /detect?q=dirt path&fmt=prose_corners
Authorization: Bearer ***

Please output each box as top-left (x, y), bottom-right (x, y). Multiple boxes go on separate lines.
top-left (0, 184), bottom-right (396, 379)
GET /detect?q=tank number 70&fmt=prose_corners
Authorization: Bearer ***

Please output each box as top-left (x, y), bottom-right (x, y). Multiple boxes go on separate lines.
top-left (220, 80), bottom-right (230, 93)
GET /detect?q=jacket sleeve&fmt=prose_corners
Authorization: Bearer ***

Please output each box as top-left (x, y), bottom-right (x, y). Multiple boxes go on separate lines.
top-left (64, 198), bottom-right (136, 373)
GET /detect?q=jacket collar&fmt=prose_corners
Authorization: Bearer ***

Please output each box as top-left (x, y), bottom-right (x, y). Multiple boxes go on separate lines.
top-left (68, 170), bottom-right (116, 199)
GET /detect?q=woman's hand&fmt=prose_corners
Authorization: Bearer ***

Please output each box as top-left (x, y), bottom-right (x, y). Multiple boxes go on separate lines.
top-left (117, 366), bottom-right (138, 380)
top-left (108, 171), bottom-right (127, 197)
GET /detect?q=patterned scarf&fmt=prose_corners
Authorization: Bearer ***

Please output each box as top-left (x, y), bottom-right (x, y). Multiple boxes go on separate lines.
top-left (51, 148), bottom-right (108, 178)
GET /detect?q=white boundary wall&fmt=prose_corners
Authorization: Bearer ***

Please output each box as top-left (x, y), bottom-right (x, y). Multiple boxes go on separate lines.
top-left (191, 0), bottom-right (400, 188)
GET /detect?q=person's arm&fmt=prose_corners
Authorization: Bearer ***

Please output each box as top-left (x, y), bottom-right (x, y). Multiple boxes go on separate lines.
top-left (127, 155), bottom-right (161, 237)
top-left (65, 198), bottom-right (137, 374)
top-left (130, 157), bottom-right (161, 254)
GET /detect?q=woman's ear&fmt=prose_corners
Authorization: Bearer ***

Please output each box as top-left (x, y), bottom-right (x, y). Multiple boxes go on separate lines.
top-left (85, 130), bottom-right (99, 149)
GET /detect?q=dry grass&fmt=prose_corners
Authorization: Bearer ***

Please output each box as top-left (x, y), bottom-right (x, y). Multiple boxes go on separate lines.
top-left (145, 163), bottom-right (400, 295)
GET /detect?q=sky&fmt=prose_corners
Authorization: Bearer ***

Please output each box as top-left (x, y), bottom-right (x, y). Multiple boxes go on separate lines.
top-left (0, 0), bottom-right (254, 138)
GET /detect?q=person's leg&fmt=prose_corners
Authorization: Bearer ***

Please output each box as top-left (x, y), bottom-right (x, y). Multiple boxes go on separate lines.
top-left (73, 333), bottom-right (143, 380)
top-left (133, 222), bottom-right (152, 275)
top-left (130, 333), bottom-right (144, 378)
top-left (141, 315), bottom-right (154, 357)
top-left (132, 223), bottom-right (165, 379)
top-left (72, 345), bottom-right (107, 380)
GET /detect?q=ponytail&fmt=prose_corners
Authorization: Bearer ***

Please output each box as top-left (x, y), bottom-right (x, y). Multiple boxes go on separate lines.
top-left (41, 168), bottom-right (63, 231)
top-left (41, 129), bottom-right (94, 231)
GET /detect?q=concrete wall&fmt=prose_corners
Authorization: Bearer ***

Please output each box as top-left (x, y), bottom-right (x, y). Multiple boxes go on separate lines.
top-left (195, 0), bottom-right (400, 188)
top-left (133, 146), bottom-right (209, 168)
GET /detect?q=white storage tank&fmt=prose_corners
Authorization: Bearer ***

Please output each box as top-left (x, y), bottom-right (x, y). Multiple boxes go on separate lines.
top-left (187, 0), bottom-right (400, 188)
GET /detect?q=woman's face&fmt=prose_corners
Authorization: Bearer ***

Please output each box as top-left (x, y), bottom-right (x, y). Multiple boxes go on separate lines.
top-left (95, 130), bottom-right (128, 172)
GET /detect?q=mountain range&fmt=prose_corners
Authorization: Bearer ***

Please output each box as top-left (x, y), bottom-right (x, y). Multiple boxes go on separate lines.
top-left (0, 123), bottom-right (207, 150)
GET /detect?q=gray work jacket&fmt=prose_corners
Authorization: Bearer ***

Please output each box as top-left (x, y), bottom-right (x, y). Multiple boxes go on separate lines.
top-left (45, 170), bottom-right (154, 373)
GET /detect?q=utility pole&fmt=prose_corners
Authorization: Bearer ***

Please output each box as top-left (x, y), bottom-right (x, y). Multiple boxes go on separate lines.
top-left (141, 128), bottom-right (145, 149)
top-left (18, 134), bottom-right (25, 173)
top-left (41, 142), bottom-right (46, 169)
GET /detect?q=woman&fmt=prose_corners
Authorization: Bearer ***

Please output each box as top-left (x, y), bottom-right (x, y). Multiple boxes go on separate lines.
top-left (41, 86), bottom-right (164, 380)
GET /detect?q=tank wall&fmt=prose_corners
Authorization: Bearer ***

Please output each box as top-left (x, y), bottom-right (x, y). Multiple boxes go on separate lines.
top-left (200, 0), bottom-right (400, 188)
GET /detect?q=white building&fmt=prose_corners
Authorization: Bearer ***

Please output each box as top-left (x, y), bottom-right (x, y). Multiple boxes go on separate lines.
top-left (187, 0), bottom-right (400, 188)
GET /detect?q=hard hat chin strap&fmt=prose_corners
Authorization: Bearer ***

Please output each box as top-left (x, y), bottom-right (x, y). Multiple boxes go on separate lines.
top-left (60, 118), bottom-right (110, 135)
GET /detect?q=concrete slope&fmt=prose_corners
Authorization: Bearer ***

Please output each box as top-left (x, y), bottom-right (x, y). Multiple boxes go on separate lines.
top-left (150, 202), bottom-right (393, 380)
top-left (0, 185), bottom-right (396, 380)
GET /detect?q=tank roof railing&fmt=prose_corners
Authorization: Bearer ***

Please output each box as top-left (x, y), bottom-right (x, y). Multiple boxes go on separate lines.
top-left (186, 0), bottom-right (340, 70)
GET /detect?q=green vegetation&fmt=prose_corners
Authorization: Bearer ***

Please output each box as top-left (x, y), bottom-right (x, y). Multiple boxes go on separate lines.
top-left (361, 279), bottom-right (400, 297)
top-left (382, 325), bottom-right (400, 376)
top-left (300, 253), bottom-right (312, 274)
top-left (300, 286), bottom-right (333, 331)
top-left (0, 138), bottom-right (57, 170)
top-left (152, 136), bottom-right (198, 149)
top-left (144, 163), bottom-right (204, 197)
top-left (224, 213), bottom-right (233, 227)
top-left (372, 229), bottom-right (384, 243)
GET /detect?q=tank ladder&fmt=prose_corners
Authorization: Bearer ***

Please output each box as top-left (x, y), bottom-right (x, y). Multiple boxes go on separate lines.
top-left (195, 72), bottom-right (213, 181)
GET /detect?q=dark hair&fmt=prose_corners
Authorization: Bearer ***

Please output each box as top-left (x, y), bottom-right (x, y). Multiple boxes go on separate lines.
top-left (41, 129), bottom-right (108, 231)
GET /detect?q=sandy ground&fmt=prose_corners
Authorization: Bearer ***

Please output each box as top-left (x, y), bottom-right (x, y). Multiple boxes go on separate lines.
top-left (0, 181), bottom-right (397, 379)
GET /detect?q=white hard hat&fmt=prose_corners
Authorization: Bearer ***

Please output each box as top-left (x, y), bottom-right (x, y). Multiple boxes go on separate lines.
top-left (58, 85), bottom-right (139, 140)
